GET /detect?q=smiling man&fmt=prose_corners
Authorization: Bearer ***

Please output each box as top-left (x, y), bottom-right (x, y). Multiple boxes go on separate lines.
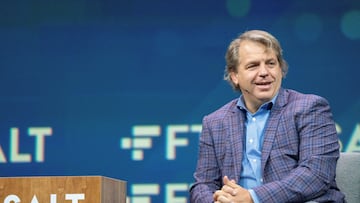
top-left (189, 30), bottom-right (345, 203)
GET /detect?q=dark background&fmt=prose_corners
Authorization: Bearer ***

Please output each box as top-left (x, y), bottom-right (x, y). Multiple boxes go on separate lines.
top-left (1, 1), bottom-right (359, 202)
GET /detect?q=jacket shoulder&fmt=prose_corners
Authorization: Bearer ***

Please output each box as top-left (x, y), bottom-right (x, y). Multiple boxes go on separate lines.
top-left (204, 98), bottom-right (238, 121)
top-left (278, 89), bottom-right (330, 108)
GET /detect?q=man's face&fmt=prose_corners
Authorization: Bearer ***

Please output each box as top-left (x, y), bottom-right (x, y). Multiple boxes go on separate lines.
top-left (230, 40), bottom-right (283, 113)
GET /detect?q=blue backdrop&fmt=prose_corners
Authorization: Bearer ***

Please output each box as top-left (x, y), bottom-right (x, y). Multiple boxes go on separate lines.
top-left (0, 1), bottom-right (359, 202)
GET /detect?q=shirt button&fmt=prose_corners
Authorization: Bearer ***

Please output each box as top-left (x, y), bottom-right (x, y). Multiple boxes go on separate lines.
top-left (249, 139), bottom-right (253, 143)
top-left (252, 117), bottom-right (256, 122)
top-left (252, 159), bottom-right (257, 163)
top-left (260, 178), bottom-right (263, 183)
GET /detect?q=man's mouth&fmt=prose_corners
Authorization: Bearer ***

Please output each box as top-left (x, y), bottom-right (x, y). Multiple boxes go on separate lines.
top-left (255, 81), bottom-right (272, 86)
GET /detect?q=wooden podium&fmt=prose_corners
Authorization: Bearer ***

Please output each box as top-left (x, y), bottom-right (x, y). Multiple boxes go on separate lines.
top-left (0, 176), bottom-right (126, 203)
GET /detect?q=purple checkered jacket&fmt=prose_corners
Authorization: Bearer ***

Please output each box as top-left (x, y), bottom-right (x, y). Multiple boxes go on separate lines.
top-left (190, 88), bottom-right (345, 203)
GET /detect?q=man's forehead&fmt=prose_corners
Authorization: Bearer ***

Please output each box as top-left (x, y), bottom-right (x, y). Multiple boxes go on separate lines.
top-left (239, 44), bottom-right (277, 61)
top-left (239, 40), bottom-right (275, 52)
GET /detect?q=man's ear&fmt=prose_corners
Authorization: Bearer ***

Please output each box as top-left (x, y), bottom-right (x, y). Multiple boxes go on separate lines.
top-left (230, 72), bottom-right (239, 85)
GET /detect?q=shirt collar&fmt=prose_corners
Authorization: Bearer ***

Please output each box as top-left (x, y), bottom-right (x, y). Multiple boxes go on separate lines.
top-left (236, 93), bottom-right (278, 113)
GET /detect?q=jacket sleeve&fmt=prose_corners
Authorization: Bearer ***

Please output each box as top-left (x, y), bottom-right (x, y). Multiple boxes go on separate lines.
top-left (189, 115), bottom-right (222, 203)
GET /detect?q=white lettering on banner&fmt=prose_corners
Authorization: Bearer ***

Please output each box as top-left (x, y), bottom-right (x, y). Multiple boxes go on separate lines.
top-left (166, 125), bottom-right (189, 160)
top-left (166, 183), bottom-right (189, 203)
top-left (0, 144), bottom-right (5, 162)
top-left (166, 125), bottom-right (201, 160)
top-left (336, 123), bottom-right (344, 151)
top-left (65, 194), bottom-right (85, 203)
top-left (120, 124), bottom-right (202, 161)
top-left (0, 127), bottom-right (52, 163)
top-left (120, 122), bottom-right (360, 161)
top-left (51, 194), bottom-right (56, 202)
top-left (4, 195), bottom-right (20, 203)
top-left (121, 125), bottom-right (161, 160)
top-left (346, 123), bottom-right (360, 152)
top-left (10, 128), bottom-right (31, 162)
top-left (130, 184), bottom-right (160, 203)
top-left (28, 127), bottom-right (53, 162)
top-left (2, 194), bottom-right (84, 203)
top-left (31, 195), bottom-right (39, 203)
top-left (127, 183), bottom-right (191, 203)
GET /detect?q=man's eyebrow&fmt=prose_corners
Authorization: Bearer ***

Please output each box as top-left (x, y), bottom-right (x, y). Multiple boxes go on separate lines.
top-left (242, 59), bottom-right (258, 64)
top-left (266, 58), bottom-right (277, 62)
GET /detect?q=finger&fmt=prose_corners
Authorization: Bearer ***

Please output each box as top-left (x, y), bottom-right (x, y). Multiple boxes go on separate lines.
top-left (222, 184), bottom-right (235, 193)
top-left (215, 189), bottom-right (233, 200)
top-left (213, 190), bottom-right (221, 200)
top-left (214, 190), bottom-right (227, 200)
top-left (223, 175), bottom-right (230, 185)
top-left (218, 195), bottom-right (232, 203)
top-left (223, 176), bottom-right (237, 186)
top-left (222, 184), bottom-right (238, 196)
top-left (224, 177), bottom-right (239, 188)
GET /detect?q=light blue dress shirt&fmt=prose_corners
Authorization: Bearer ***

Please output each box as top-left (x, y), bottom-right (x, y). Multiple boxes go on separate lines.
top-left (236, 95), bottom-right (277, 203)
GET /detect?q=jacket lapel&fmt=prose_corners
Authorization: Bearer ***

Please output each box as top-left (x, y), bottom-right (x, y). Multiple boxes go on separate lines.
top-left (228, 102), bottom-right (246, 182)
top-left (261, 88), bottom-right (288, 173)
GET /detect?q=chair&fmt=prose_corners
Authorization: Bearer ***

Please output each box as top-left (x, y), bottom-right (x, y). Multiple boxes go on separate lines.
top-left (336, 152), bottom-right (360, 203)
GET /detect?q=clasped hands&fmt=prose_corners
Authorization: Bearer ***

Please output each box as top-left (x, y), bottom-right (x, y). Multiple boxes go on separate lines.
top-left (213, 176), bottom-right (254, 203)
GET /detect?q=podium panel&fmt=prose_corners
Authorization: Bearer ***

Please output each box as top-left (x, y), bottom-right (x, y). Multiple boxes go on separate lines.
top-left (0, 176), bottom-right (126, 203)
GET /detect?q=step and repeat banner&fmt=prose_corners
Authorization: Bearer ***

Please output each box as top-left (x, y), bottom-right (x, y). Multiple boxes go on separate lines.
top-left (0, 1), bottom-right (359, 202)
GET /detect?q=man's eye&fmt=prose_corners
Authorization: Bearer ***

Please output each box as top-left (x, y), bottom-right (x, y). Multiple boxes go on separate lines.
top-left (247, 64), bottom-right (257, 69)
top-left (268, 61), bottom-right (277, 66)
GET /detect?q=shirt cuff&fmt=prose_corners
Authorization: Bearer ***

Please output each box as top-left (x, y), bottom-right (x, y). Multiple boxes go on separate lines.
top-left (248, 189), bottom-right (260, 203)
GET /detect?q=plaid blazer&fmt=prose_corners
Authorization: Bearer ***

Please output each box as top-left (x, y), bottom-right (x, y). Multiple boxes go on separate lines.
top-left (190, 88), bottom-right (345, 203)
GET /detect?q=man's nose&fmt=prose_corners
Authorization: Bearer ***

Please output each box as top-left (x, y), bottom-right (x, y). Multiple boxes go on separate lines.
top-left (259, 63), bottom-right (269, 76)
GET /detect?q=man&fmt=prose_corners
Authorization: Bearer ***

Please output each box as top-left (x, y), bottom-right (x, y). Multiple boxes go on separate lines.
top-left (189, 30), bottom-right (345, 203)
